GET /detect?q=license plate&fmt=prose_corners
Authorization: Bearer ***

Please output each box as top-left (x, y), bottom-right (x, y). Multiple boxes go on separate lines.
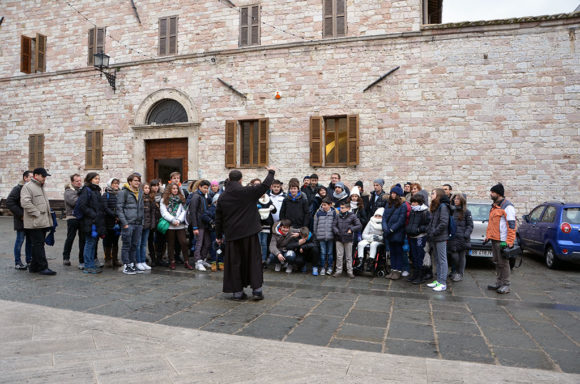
top-left (471, 249), bottom-right (492, 257)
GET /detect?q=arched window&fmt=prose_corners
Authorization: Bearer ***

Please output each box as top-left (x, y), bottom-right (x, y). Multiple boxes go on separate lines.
top-left (146, 99), bottom-right (188, 124)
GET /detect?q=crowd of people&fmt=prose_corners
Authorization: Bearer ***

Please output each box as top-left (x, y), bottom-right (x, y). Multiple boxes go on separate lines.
top-left (6, 168), bottom-right (517, 296)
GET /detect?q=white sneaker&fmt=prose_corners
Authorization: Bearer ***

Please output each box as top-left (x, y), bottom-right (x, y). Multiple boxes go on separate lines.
top-left (78, 263), bottom-right (84, 270)
top-left (132, 263), bottom-right (144, 273)
top-left (402, 271), bottom-right (410, 277)
top-left (433, 283), bottom-right (447, 292)
top-left (274, 263), bottom-right (282, 272)
top-left (426, 280), bottom-right (438, 288)
top-left (135, 263), bottom-right (146, 271)
top-left (142, 263), bottom-right (151, 270)
top-left (320, 268), bottom-right (325, 276)
top-left (195, 260), bottom-right (206, 271)
top-left (285, 264), bottom-right (293, 274)
top-left (201, 260), bottom-right (212, 268)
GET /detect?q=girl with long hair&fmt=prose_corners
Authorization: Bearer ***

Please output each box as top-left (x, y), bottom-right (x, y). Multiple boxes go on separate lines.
top-left (160, 182), bottom-right (191, 270)
top-left (426, 188), bottom-right (450, 291)
top-left (448, 193), bottom-right (473, 282)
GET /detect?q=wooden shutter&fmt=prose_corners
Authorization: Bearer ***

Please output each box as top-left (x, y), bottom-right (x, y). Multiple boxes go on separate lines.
top-left (323, 0), bottom-right (333, 38)
top-left (240, 7), bottom-right (249, 46)
top-left (21, 35), bottom-right (32, 74)
top-left (159, 17), bottom-right (167, 55)
top-left (168, 16), bottom-right (177, 54)
top-left (29, 134), bottom-right (44, 169)
top-left (96, 28), bottom-right (105, 55)
top-left (251, 5), bottom-right (260, 45)
top-left (258, 118), bottom-right (268, 166)
top-left (346, 115), bottom-right (359, 166)
top-left (35, 33), bottom-right (47, 72)
top-left (88, 28), bottom-right (95, 65)
top-left (225, 120), bottom-right (237, 168)
top-left (86, 130), bottom-right (103, 169)
top-left (336, 0), bottom-right (346, 36)
top-left (310, 116), bottom-right (323, 167)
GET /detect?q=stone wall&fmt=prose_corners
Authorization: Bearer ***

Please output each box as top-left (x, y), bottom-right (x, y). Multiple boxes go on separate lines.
top-left (0, 0), bottom-right (579, 213)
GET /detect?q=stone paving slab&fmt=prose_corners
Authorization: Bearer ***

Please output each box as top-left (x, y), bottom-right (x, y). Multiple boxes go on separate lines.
top-left (1, 217), bottom-right (580, 376)
top-left (1, 299), bottom-right (579, 384)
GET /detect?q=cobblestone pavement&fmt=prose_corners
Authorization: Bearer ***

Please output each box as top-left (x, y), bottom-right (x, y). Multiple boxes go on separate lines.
top-left (1, 217), bottom-right (579, 375)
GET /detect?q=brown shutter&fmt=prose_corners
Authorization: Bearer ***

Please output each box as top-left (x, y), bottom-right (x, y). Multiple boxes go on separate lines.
top-left (251, 5), bottom-right (260, 45)
top-left (310, 116), bottom-right (323, 167)
top-left (225, 120), bottom-right (237, 168)
top-left (21, 35), bottom-right (32, 74)
top-left (37, 134), bottom-right (44, 168)
top-left (346, 115), bottom-right (359, 166)
top-left (96, 28), bottom-right (105, 54)
top-left (95, 130), bottom-right (103, 168)
top-left (240, 7), bottom-right (249, 46)
top-left (336, 0), bottom-right (346, 36)
top-left (86, 131), bottom-right (93, 168)
top-left (323, 0), bottom-right (333, 38)
top-left (168, 16), bottom-right (177, 54)
top-left (28, 135), bottom-right (36, 168)
top-left (35, 33), bottom-right (47, 72)
top-left (258, 118), bottom-right (268, 166)
top-left (159, 17), bottom-right (167, 55)
top-left (88, 28), bottom-right (95, 66)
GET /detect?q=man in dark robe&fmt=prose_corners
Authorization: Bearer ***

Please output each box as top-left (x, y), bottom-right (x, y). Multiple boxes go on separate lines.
top-left (216, 167), bottom-right (275, 300)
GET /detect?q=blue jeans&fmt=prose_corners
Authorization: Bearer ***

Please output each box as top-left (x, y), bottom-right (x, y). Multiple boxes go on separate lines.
top-left (83, 233), bottom-right (98, 269)
top-left (137, 228), bottom-right (150, 264)
top-left (14, 230), bottom-right (32, 265)
top-left (409, 237), bottom-right (425, 270)
top-left (121, 225), bottom-right (142, 265)
top-left (258, 232), bottom-right (269, 263)
top-left (268, 250), bottom-right (296, 265)
top-left (319, 240), bottom-right (334, 269)
top-left (388, 241), bottom-right (404, 271)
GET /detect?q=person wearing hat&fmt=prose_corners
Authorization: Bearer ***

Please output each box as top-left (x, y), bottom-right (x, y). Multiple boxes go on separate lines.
top-left (354, 180), bottom-right (370, 209)
top-left (331, 181), bottom-right (350, 207)
top-left (357, 207), bottom-right (385, 267)
top-left (485, 183), bottom-right (516, 294)
top-left (367, 178), bottom-right (386, 217)
top-left (20, 168), bottom-right (56, 275)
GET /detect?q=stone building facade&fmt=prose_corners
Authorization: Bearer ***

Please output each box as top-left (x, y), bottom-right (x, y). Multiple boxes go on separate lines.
top-left (0, 0), bottom-right (579, 212)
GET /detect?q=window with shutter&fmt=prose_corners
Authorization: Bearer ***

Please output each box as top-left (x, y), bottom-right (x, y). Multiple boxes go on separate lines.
top-left (88, 27), bottom-right (106, 66)
top-left (323, 0), bottom-right (346, 38)
top-left (225, 119), bottom-right (269, 168)
top-left (240, 5), bottom-right (260, 46)
top-left (35, 33), bottom-right (47, 72)
top-left (21, 36), bottom-right (32, 74)
top-left (159, 16), bottom-right (178, 56)
top-left (28, 134), bottom-right (44, 169)
top-left (86, 130), bottom-right (103, 169)
top-left (310, 115), bottom-right (358, 167)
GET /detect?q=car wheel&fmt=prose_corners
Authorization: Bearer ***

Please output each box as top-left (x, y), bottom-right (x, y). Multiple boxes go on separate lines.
top-left (545, 246), bottom-right (560, 269)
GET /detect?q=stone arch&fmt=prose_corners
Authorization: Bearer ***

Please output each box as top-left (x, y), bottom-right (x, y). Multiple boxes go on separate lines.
top-left (134, 88), bottom-right (199, 126)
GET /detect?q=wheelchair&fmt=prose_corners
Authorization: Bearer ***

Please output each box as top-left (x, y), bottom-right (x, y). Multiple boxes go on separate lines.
top-left (352, 242), bottom-right (388, 277)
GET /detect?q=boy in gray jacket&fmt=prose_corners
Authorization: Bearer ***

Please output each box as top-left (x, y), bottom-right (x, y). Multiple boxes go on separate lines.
top-left (333, 201), bottom-right (362, 278)
top-left (313, 197), bottom-right (336, 275)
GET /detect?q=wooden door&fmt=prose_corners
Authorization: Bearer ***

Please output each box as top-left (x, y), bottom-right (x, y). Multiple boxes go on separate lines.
top-left (145, 138), bottom-right (188, 184)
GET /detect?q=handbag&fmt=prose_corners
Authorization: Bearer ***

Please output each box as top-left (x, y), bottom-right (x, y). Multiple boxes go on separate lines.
top-left (502, 245), bottom-right (523, 259)
top-left (157, 218), bottom-right (170, 234)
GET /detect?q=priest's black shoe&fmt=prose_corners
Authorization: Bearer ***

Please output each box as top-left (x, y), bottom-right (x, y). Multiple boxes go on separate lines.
top-left (487, 283), bottom-right (500, 290)
top-left (252, 291), bottom-right (264, 301)
top-left (39, 269), bottom-right (57, 276)
top-left (231, 292), bottom-right (248, 301)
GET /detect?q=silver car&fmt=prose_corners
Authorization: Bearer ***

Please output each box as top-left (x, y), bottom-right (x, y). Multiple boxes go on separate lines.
top-left (467, 202), bottom-right (493, 258)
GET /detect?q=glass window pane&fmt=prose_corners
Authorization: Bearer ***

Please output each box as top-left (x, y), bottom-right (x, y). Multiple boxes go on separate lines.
top-left (338, 117), bottom-right (347, 164)
top-left (530, 206), bottom-right (544, 221)
top-left (564, 208), bottom-right (580, 224)
top-left (541, 206), bottom-right (557, 223)
top-left (241, 122), bottom-right (250, 165)
top-left (325, 119), bottom-right (335, 164)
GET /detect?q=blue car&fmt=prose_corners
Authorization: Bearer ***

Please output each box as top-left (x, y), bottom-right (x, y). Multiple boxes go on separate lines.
top-left (517, 202), bottom-right (580, 269)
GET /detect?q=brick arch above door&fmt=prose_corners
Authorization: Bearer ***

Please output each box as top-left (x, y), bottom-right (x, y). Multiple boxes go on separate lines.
top-left (133, 88), bottom-right (200, 126)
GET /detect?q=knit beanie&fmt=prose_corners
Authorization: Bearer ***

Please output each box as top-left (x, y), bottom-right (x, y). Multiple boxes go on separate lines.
top-left (350, 186), bottom-right (360, 196)
top-left (335, 181), bottom-right (345, 191)
top-left (373, 178), bottom-right (385, 187)
top-left (354, 180), bottom-right (363, 188)
top-left (390, 184), bottom-right (404, 196)
top-left (373, 207), bottom-right (385, 217)
top-left (211, 180), bottom-right (219, 186)
top-left (490, 183), bottom-right (504, 197)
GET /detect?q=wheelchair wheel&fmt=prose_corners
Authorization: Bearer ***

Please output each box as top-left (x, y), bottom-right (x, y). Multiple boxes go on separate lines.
top-left (376, 269), bottom-right (386, 278)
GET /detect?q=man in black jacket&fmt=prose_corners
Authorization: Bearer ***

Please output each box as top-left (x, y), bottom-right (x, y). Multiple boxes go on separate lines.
top-left (280, 179), bottom-right (310, 228)
top-left (63, 173), bottom-right (85, 267)
top-left (6, 170), bottom-right (33, 269)
top-left (216, 167), bottom-right (275, 301)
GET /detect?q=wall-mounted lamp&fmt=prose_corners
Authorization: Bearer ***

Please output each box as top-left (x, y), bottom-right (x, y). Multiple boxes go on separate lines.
top-left (93, 53), bottom-right (116, 92)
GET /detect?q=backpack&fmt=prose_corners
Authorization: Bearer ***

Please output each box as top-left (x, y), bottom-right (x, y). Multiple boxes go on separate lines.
top-left (448, 205), bottom-right (457, 239)
top-left (73, 187), bottom-right (91, 219)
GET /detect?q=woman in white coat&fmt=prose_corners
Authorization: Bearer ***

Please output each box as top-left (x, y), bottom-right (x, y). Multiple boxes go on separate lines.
top-left (160, 182), bottom-right (191, 270)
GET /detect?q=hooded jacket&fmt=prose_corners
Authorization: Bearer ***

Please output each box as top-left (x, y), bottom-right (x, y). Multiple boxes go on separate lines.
top-left (382, 200), bottom-right (408, 244)
top-left (367, 190), bottom-right (386, 217)
top-left (116, 183), bottom-right (144, 226)
top-left (77, 183), bottom-right (106, 235)
top-left (448, 206), bottom-right (474, 252)
top-left (63, 184), bottom-right (82, 219)
top-left (280, 191), bottom-right (310, 228)
top-left (20, 178), bottom-right (52, 229)
top-left (269, 222), bottom-right (300, 256)
top-left (187, 189), bottom-right (209, 230)
top-left (427, 196), bottom-right (451, 243)
top-left (405, 204), bottom-right (431, 238)
top-left (258, 194), bottom-right (277, 232)
top-left (102, 186), bottom-right (119, 229)
top-left (6, 181), bottom-right (26, 231)
top-left (268, 190), bottom-right (286, 222)
top-left (361, 207), bottom-right (384, 242)
top-left (313, 206), bottom-right (337, 241)
top-left (333, 211), bottom-right (362, 243)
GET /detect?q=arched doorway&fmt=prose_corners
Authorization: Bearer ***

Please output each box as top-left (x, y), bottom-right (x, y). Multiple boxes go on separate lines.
top-left (131, 89), bottom-right (200, 182)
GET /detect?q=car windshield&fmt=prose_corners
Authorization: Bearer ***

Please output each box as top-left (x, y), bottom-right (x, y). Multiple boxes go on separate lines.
top-left (563, 208), bottom-right (580, 224)
top-left (467, 203), bottom-right (490, 221)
